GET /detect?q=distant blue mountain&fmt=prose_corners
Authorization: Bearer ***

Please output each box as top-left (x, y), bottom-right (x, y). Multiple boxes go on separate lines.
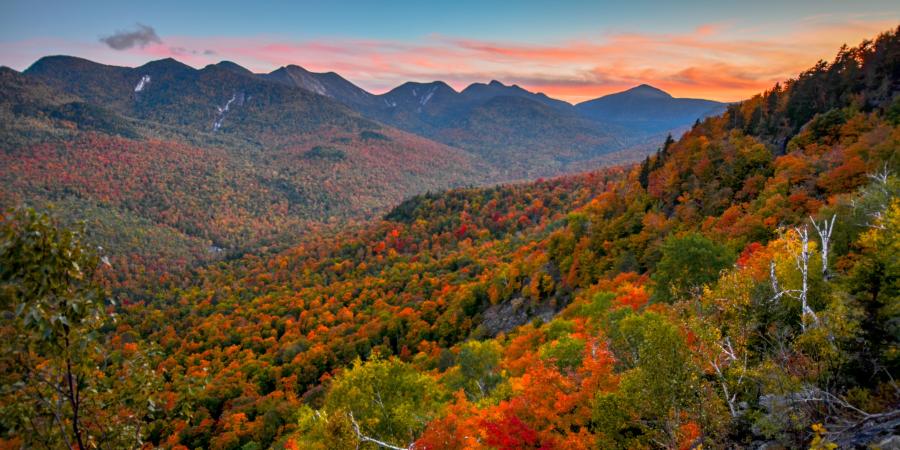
top-left (576, 84), bottom-right (726, 133)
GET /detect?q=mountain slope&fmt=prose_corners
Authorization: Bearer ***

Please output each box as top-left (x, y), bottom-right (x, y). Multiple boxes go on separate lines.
top-left (577, 83), bottom-right (726, 133)
top-left (365, 79), bottom-right (631, 177)
top-left (244, 62), bottom-right (675, 176)
top-left (65, 56), bottom-right (730, 179)
top-left (2, 62), bottom-right (493, 290)
top-left (378, 81), bottom-right (460, 115)
top-left (263, 64), bottom-right (379, 110)
top-left (267, 72), bottom-right (724, 178)
top-left (433, 95), bottom-right (627, 176)
top-left (22, 57), bottom-right (669, 180)
top-left (459, 79), bottom-right (572, 111)
top-left (95, 27), bottom-right (900, 450)
top-left (25, 55), bottom-right (377, 140)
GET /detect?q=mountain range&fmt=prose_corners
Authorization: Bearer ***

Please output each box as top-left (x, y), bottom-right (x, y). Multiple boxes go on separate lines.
top-left (22, 55), bottom-right (725, 174)
top-left (1, 54), bottom-right (724, 287)
top-left (259, 63), bottom-right (726, 174)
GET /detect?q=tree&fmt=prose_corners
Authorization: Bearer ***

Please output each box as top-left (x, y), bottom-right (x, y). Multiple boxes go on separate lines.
top-left (846, 199), bottom-right (900, 384)
top-left (0, 208), bottom-right (157, 449)
top-left (651, 233), bottom-right (735, 303)
top-left (445, 340), bottom-right (504, 401)
top-left (595, 312), bottom-right (708, 448)
top-left (297, 355), bottom-right (446, 449)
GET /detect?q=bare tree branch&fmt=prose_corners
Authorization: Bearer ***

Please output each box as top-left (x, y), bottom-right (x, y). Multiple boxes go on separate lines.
top-left (348, 412), bottom-right (411, 450)
top-left (810, 214), bottom-right (836, 280)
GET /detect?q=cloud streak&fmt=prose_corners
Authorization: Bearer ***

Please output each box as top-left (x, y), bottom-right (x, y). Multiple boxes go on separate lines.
top-left (100, 24), bottom-right (161, 50)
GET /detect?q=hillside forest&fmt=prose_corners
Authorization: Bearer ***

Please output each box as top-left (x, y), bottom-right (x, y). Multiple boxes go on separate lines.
top-left (1, 25), bottom-right (899, 450)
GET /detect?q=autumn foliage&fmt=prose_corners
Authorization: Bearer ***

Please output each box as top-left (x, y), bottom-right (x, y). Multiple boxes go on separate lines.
top-left (1, 25), bottom-right (899, 450)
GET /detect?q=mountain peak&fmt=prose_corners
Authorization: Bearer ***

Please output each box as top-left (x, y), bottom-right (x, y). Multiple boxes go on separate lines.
top-left (25, 55), bottom-right (114, 74)
top-left (145, 57), bottom-right (187, 67)
top-left (391, 80), bottom-right (455, 92)
top-left (575, 83), bottom-right (724, 134)
top-left (280, 64), bottom-right (310, 73)
top-left (623, 84), bottom-right (672, 99)
top-left (488, 80), bottom-right (505, 87)
top-left (29, 54), bottom-right (90, 65)
top-left (139, 57), bottom-right (194, 73)
top-left (213, 60), bottom-right (252, 75)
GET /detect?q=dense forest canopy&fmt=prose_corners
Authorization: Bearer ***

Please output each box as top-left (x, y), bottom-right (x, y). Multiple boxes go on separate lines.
top-left (1, 25), bottom-right (899, 450)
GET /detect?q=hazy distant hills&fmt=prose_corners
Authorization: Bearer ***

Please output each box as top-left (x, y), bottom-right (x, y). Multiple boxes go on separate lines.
top-left (262, 68), bottom-right (610, 170)
top-left (363, 79), bottom-right (626, 176)
top-left (8, 54), bottom-right (731, 214)
top-left (1, 54), bottom-right (726, 284)
top-left (576, 84), bottom-right (726, 133)
top-left (24, 55), bottom-right (725, 172)
top-left (255, 62), bottom-right (725, 174)
top-left (24, 56), bottom-right (376, 141)
top-left (256, 63), bottom-right (725, 138)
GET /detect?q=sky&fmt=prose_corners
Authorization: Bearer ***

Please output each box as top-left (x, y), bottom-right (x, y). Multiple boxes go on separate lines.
top-left (1, 0), bottom-right (898, 103)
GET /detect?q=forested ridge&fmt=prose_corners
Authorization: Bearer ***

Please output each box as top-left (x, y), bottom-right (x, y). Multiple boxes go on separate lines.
top-left (1, 26), bottom-right (899, 450)
top-left (0, 65), bottom-right (492, 293)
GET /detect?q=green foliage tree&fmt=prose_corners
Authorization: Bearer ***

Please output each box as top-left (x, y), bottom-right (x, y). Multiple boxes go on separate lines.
top-left (539, 334), bottom-right (585, 371)
top-left (846, 198), bottom-right (900, 383)
top-left (299, 355), bottom-right (446, 449)
top-left (445, 340), bottom-right (504, 401)
top-left (0, 208), bottom-right (158, 449)
top-left (594, 312), bottom-right (708, 448)
top-left (651, 232), bottom-right (735, 303)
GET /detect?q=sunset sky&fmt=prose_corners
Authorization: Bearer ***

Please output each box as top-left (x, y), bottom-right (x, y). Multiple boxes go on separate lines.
top-left (1, 0), bottom-right (898, 103)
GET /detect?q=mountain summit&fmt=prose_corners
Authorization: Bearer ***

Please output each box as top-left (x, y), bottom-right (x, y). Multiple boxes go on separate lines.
top-left (263, 64), bottom-right (377, 108)
top-left (621, 83), bottom-right (673, 99)
top-left (576, 84), bottom-right (724, 133)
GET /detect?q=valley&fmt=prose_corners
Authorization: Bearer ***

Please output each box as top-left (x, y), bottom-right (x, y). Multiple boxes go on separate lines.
top-left (0, 12), bottom-right (897, 450)
top-left (1, 54), bottom-right (721, 289)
